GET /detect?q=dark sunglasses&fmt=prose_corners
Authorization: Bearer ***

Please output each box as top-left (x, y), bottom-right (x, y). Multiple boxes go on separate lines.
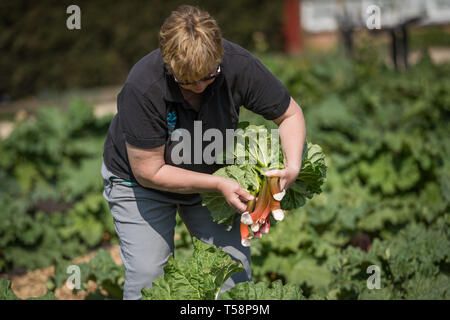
top-left (173, 65), bottom-right (221, 85)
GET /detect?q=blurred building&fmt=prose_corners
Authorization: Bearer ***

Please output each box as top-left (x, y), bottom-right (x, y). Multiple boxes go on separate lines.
top-left (291, 0), bottom-right (450, 51)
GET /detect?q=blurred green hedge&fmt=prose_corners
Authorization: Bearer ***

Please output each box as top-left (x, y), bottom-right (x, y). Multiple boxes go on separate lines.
top-left (1, 0), bottom-right (283, 100)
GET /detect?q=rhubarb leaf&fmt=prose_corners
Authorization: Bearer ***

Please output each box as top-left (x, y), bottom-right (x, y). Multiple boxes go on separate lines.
top-left (234, 124), bottom-right (272, 168)
top-left (201, 164), bottom-right (260, 226)
top-left (141, 238), bottom-right (244, 300)
top-left (219, 279), bottom-right (306, 300)
top-left (281, 142), bottom-right (327, 210)
top-left (0, 279), bottom-right (20, 300)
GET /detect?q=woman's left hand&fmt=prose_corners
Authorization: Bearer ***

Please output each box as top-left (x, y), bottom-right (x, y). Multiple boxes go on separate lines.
top-left (264, 166), bottom-right (300, 191)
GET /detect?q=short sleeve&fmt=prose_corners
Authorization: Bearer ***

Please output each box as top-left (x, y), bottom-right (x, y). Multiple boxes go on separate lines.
top-left (238, 55), bottom-right (291, 120)
top-left (118, 82), bottom-right (167, 149)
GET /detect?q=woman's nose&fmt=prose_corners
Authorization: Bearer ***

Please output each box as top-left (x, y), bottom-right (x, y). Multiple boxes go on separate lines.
top-left (193, 81), bottom-right (207, 91)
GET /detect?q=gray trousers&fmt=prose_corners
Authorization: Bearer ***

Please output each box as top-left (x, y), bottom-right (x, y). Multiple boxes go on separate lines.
top-left (101, 160), bottom-right (252, 300)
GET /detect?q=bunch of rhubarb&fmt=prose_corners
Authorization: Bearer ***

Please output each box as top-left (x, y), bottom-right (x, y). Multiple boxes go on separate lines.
top-left (239, 176), bottom-right (285, 246)
top-left (201, 123), bottom-right (327, 247)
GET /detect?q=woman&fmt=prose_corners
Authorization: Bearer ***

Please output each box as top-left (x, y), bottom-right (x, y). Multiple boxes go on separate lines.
top-left (101, 5), bottom-right (306, 300)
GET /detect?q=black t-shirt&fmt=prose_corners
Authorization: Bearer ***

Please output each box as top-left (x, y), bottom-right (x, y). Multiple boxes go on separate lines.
top-left (103, 39), bottom-right (291, 199)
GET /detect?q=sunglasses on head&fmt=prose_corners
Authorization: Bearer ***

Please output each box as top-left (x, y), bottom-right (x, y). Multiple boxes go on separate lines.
top-left (173, 65), bottom-right (221, 85)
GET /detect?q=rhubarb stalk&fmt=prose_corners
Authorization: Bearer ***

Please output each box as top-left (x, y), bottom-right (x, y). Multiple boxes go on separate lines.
top-left (268, 176), bottom-right (286, 201)
top-left (270, 198), bottom-right (285, 221)
top-left (240, 223), bottom-right (251, 247)
top-left (241, 177), bottom-right (270, 225)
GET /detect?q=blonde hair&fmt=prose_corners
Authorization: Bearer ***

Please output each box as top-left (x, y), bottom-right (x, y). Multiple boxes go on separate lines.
top-left (159, 5), bottom-right (223, 83)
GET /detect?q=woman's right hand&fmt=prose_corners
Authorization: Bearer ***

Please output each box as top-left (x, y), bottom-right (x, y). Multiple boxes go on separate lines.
top-left (217, 178), bottom-right (254, 214)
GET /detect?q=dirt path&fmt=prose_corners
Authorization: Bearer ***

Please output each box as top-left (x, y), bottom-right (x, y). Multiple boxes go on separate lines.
top-left (1, 244), bottom-right (122, 300)
top-left (2, 233), bottom-right (185, 299)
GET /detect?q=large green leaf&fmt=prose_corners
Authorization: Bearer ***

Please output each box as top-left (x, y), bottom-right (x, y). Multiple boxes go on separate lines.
top-left (281, 142), bottom-right (327, 210)
top-left (141, 238), bottom-right (244, 300)
top-left (220, 280), bottom-right (306, 300)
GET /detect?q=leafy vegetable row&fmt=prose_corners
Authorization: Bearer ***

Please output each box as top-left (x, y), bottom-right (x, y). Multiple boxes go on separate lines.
top-left (141, 238), bottom-right (308, 300)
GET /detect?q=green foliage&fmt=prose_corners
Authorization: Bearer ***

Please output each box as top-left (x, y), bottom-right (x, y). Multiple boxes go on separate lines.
top-left (282, 142), bottom-right (327, 210)
top-left (410, 26), bottom-right (450, 49)
top-left (240, 51), bottom-right (450, 300)
top-left (0, 100), bottom-right (115, 272)
top-left (142, 238), bottom-right (243, 300)
top-left (1, 0), bottom-right (283, 99)
top-left (328, 220), bottom-right (450, 300)
top-left (1, 48), bottom-right (449, 300)
top-left (220, 280), bottom-right (306, 300)
top-left (49, 249), bottom-right (125, 300)
top-left (141, 238), bottom-right (308, 300)
top-left (200, 164), bottom-right (260, 226)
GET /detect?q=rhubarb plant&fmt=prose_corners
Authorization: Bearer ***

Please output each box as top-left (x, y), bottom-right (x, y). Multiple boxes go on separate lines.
top-left (141, 237), bottom-right (244, 300)
top-left (220, 280), bottom-right (307, 300)
top-left (142, 238), bottom-right (308, 300)
top-left (201, 123), bottom-right (327, 247)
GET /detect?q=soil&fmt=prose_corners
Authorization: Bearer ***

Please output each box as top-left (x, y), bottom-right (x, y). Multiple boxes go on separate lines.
top-left (0, 244), bottom-right (122, 300)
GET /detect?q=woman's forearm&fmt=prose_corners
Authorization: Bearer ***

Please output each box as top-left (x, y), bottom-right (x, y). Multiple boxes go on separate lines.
top-left (278, 99), bottom-right (306, 171)
top-left (129, 147), bottom-right (253, 213)
top-left (138, 164), bottom-right (223, 194)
